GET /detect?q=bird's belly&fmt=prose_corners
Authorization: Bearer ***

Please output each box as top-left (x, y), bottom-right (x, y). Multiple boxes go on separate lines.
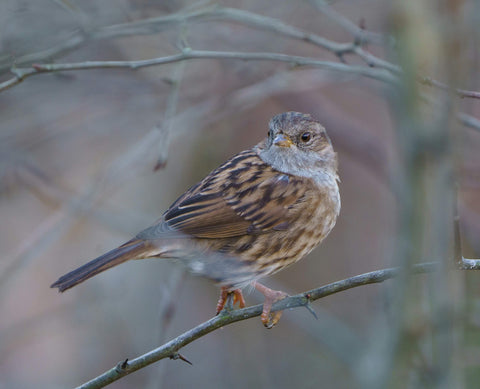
top-left (235, 207), bottom-right (338, 278)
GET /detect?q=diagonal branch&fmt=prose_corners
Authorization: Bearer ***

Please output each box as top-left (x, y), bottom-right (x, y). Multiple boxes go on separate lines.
top-left (77, 262), bottom-right (438, 389)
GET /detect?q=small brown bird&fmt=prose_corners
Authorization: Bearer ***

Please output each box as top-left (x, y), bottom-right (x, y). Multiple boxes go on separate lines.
top-left (51, 112), bottom-right (340, 327)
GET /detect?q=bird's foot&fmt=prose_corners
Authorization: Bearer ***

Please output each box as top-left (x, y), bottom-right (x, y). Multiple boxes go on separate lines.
top-left (216, 287), bottom-right (246, 314)
top-left (253, 282), bottom-right (288, 329)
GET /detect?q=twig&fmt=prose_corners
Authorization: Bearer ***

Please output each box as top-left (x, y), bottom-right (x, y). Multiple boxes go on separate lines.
top-left (0, 210), bottom-right (74, 290)
top-left (91, 5), bottom-right (480, 100)
top-left (153, 61), bottom-right (186, 171)
top-left (0, 6), bottom-right (382, 70)
top-left (454, 203), bottom-right (480, 269)
top-left (76, 262), bottom-right (437, 389)
top-left (308, 0), bottom-right (390, 46)
top-left (457, 112), bottom-right (480, 131)
top-left (2, 5), bottom-right (479, 105)
top-left (0, 48), bottom-right (398, 94)
top-left (420, 77), bottom-right (480, 100)
top-left (0, 5), bottom-right (392, 75)
top-left (0, 120), bottom-right (175, 295)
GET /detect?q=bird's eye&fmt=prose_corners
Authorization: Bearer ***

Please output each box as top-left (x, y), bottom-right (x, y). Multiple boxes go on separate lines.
top-left (300, 132), bottom-right (311, 142)
top-left (268, 130), bottom-right (273, 138)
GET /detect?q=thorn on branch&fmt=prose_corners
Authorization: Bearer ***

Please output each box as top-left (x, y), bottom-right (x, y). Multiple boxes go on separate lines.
top-left (420, 77), bottom-right (434, 86)
top-left (153, 159), bottom-right (167, 171)
top-left (115, 359), bottom-right (129, 373)
top-left (365, 56), bottom-right (376, 68)
top-left (10, 67), bottom-right (22, 78)
top-left (352, 17), bottom-right (370, 48)
top-left (32, 63), bottom-right (47, 71)
top-left (336, 52), bottom-right (347, 64)
top-left (359, 18), bottom-right (366, 31)
top-left (303, 293), bottom-right (318, 320)
top-left (180, 46), bottom-right (192, 55)
top-left (170, 352), bottom-right (193, 365)
top-left (161, 77), bottom-right (175, 86)
top-left (353, 33), bottom-right (362, 48)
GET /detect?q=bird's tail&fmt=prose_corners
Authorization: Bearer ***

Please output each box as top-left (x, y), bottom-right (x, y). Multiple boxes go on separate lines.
top-left (50, 239), bottom-right (151, 292)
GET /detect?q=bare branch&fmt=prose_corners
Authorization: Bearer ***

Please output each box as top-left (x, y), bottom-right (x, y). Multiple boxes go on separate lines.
top-left (0, 48), bottom-right (398, 94)
top-left (457, 113), bottom-right (480, 131)
top-left (153, 61), bottom-right (186, 170)
top-left (0, 6), bottom-right (392, 73)
top-left (420, 77), bottom-right (480, 100)
top-left (3, 5), bottom-right (479, 106)
top-left (77, 262), bottom-right (437, 389)
top-left (308, 0), bottom-right (391, 46)
top-left (454, 202), bottom-right (480, 269)
top-left (5, 51), bottom-right (478, 132)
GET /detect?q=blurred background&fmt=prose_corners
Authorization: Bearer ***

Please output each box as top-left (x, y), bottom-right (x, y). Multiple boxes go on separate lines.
top-left (1, 0), bottom-right (480, 388)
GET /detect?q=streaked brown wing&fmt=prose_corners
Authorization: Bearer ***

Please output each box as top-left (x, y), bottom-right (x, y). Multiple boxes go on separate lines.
top-left (159, 149), bottom-right (314, 239)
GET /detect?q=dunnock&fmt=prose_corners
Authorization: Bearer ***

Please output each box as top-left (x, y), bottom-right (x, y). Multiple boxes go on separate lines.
top-left (51, 112), bottom-right (340, 327)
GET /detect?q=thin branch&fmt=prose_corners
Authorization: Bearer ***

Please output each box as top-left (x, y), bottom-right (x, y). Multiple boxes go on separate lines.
top-left (0, 122), bottom-right (174, 295)
top-left (420, 77), bottom-right (480, 100)
top-left (100, 6), bottom-right (354, 52)
top-left (454, 204), bottom-right (480, 269)
top-left (0, 5), bottom-right (393, 75)
top-left (81, 5), bottom-right (480, 100)
top-left (0, 48), bottom-right (398, 93)
top-left (77, 262), bottom-right (437, 389)
top-left (457, 112), bottom-right (480, 131)
top-left (153, 61), bottom-right (186, 171)
top-left (457, 257), bottom-right (480, 269)
top-left (0, 32), bottom-right (85, 73)
top-left (2, 5), bottom-right (479, 104)
top-left (308, 0), bottom-right (391, 46)
top-left (92, 5), bottom-right (480, 99)
top-left (0, 209), bottom-right (74, 290)
top-left (7, 50), bottom-right (478, 131)
top-left (0, 6), bottom-right (379, 70)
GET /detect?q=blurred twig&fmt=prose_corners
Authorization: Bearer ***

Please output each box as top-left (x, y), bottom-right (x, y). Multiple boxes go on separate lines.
top-left (3, 52), bottom-right (479, 132)
top-left (457, 113), bottom-right (480, 131)
top-left (308, 0), bottom-right (391, 46)
top-left (3, 3), bottom-right (479, 104)
top-left (454, 206), bottom-right (480, 270)
top-left (420, 77), bottom-right (480, 99)
top-left (0, 126), bottom-right (170, 295)
top-left (153, 61), bottom-right (186, 170)
top-left (1, 4), bottom-right (478, 131)
top-left (1, 48), bottom-right (398, 94)
top-left (77, 262), bottom-right (439, 389)
top-left (0, 5), bottom-right (394, 74)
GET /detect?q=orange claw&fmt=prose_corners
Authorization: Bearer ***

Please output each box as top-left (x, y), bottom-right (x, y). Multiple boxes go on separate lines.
top-left (232, 289), bottom-right (246, 309)
top-left (253, 282), bottom-right (288, 328)
top-left (216, 287), bottom-right (246, 314)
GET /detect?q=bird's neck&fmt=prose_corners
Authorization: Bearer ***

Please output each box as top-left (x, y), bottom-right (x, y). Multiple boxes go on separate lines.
top-left (256, 145), bottom-right (338, 186)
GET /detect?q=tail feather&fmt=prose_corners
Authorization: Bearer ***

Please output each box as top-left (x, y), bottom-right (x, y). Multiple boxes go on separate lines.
top-left (51, 240), bottom-right (150, 292)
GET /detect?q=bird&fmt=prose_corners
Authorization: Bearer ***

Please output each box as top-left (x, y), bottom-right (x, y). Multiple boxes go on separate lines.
top-left (51, 112), bottom-right (340, 328)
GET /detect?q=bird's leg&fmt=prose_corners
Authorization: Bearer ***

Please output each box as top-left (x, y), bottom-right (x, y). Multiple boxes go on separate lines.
top-left (216, 286), bottom-right (246, 314)
top-left (253, 282), bottom-right (288, 328)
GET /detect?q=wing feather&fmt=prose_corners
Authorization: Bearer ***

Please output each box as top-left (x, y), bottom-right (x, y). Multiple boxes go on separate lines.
top-left (156, 149), bottom-right (316, 239)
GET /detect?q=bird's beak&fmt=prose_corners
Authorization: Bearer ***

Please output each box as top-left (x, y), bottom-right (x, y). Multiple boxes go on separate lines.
top-left (273, 133), bottom-right (293, 148)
